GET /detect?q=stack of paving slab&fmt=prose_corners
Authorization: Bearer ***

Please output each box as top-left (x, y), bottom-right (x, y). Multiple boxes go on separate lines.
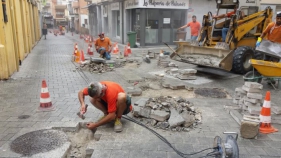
top-left (233, 82), bottom-right (263, 115)
top-left (176, 69), bottom-right (197, 80)
top-left (158, 55), bottom-right (170, 67)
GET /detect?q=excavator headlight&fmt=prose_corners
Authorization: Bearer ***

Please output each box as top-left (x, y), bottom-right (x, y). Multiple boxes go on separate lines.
top-left (233, 0), bottom-right (237, 3)
top-left (217, 0), bottom-right (221, 4)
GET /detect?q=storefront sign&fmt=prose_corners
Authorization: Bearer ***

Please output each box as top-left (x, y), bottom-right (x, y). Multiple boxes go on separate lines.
top-left (163, 18), bottom-right (170, 24)
top-left (125, 0), bottom-right (189, 9)
top-left (111, 2), bottom-right (120, 11)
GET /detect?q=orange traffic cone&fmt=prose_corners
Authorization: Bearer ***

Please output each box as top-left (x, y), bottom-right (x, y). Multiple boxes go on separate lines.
top-left (75, 50), bottom-right (81, 63)
top-left (38, 80), bottom-right (55, 111)
top-left (124, 46), bottom-right (129, 57)
top-left (127, 42), bottom-right (132, 54)
top-left (259, 91), bottom-right (278, 134)
top-left (112, 43), bottom-right (119, 54)
top-left (80, 50), bottom-right (85, 62)
top-left (88, 44), bottom-right (93, 55)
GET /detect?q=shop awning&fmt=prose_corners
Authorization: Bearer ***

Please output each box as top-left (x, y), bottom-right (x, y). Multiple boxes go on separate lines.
top-left (81, 3), bottom-right (96, 9)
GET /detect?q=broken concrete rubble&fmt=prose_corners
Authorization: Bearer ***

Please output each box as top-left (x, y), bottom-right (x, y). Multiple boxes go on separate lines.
top-left (132, 96), bottom-right (202, 132)
top-left (240, 120), bottom-right (259, 139)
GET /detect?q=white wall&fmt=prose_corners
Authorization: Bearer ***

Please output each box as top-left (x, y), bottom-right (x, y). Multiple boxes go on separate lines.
top-left (80, 14), bottom-right (88, 28)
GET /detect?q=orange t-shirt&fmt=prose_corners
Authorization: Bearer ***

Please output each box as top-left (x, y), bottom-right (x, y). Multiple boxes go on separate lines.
top-left (226, 11), bottom-right (235, 18)
top-left (95, 37), bottom-right (111, 51)
top-left (262, 22), bottom-right (281, 44)
top-left (187, 21), bottom-right (201, 36)
top-left (83, 81), bottom-right (124, 113)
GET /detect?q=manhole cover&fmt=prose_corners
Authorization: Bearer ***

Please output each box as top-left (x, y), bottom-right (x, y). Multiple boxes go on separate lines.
top-left (194, 88), bottom-right (227, 98)
top-left (18, 115), bottom-right (30, 119)
top-left (10, 129), bottom-right (68, 156)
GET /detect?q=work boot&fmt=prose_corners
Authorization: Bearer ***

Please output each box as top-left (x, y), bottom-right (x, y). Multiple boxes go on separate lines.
top-left (114, 118), bottom-right (123, 132)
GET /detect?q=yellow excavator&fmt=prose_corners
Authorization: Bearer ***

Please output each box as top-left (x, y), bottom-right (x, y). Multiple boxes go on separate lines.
top-left (171, 0), bottom-right (276, 74)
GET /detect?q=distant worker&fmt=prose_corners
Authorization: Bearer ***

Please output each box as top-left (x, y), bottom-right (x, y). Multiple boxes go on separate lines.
top-left (95, 33), bottom-right (112, 60)
top-left (178, 15), bottom-right (201, 41)
top-left (256, 11), bottom-right (281, 47)
top-left (42, 23), bottom-right (47, 40)
top-left (213, 5), bottom-right (239, 42)
top-left (78, 81), bottom-right (132, 132)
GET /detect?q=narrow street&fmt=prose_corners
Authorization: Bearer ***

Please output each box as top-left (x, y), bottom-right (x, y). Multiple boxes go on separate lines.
top-left (0, 33), bottom-right (281, 158)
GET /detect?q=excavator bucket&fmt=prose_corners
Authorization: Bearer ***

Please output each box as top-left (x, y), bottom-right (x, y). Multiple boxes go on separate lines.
top-left (171, 41), bottom-right (234, 71)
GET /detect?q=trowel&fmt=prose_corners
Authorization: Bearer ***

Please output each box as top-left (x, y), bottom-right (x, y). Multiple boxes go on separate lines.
top-left (77, 104), bottom-right (88, 120)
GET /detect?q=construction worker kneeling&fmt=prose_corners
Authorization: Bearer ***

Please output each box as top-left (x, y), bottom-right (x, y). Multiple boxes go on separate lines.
top-left (95, 33), bottom-right (112, 60)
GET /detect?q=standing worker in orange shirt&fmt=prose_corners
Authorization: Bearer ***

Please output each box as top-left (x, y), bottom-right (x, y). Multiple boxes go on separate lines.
top-left (256, 12), bottom-right (281, 47)
top-left (95, 33), bottom-right (112, 60)
top-left (178, 15), bottom-right (201, 41)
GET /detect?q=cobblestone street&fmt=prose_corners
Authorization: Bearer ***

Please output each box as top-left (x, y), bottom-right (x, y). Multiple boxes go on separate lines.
top-left (1, 33), bottom-right (281, 158)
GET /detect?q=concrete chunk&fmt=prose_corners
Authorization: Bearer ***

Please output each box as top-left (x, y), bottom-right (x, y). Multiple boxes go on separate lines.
top-left (127, 87), bottom-right (142, 96)
top-left (134, 98), bottom-right (149, 107)
top-left (150, 110), bottom-right (170, 122)
top-left (244, 82), bottom-right (263, 90)
top-left (235, 87), bottom-right (246, 94)
top-left (139, 107), bottom-right (151, 118)
top-left (242, 85), bottom-right (261, 93)
top-left (244, 97), bottom-right (259, 104)
top-left (233, 98), bottom-right (239, 105)
top-left (176, 74), bottom-right (197, 80)
top-left (240, 120), bottom-right (259, 139)
top-left (179, 69), bottom-right (197, 74)
top-left (169, 84), bottom-right (185, 90)
top-left (132, 105), bottom-right (141, 117)
top-left (247, 93), bottom-right (263, 100)
top-left (168, 108), bottom-right (185, 128)
top-left (181, 111), bottom-right (195, 127)
top-left (247, 105), bottom-right (261, 115)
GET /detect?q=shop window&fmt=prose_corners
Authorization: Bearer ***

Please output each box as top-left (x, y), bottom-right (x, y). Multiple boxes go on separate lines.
top-left (132, 9), bottom-right (141, 44)
top-left (145, 9), bottom-right (159, 43)
top-left (84, 19), bottom-right (88, 25)
top-left (117, 11), bottom-right (120, 36)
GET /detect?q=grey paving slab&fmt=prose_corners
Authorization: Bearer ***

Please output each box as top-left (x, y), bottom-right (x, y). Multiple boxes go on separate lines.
top-left (245, 147), bottom-right (267, 155)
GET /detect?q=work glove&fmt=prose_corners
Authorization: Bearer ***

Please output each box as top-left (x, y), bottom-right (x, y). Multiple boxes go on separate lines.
top-left (256, 37), bottom-right (262, 47)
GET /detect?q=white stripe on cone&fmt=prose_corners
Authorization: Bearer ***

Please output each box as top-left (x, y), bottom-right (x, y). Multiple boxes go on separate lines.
top-left (262, 100), bottom-right (271, 108)
top-left (260, 115), bottom-right (271, 123)
top-left (40, 97), bottom-right (51, 103)
top-left (41, 88), bottom-right (49, 93)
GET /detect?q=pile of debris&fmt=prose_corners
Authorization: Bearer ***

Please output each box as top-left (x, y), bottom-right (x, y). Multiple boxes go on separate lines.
top-left (165, 68), bottom-right (197, 80)
top-left (80, 61), bottom-right (114, 73)
top-left (233, 82), bottom-right (263, 115)
top-left (132, 96), bottom-right (202, 132)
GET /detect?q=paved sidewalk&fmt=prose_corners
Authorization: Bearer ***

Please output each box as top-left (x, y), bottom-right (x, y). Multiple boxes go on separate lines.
top-left (0, 33), bottom-right (281, 158)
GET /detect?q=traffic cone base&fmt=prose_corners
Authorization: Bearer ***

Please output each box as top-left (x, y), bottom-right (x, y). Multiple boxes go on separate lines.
top-left (38, 80), bottom-right (55, 112)
top-left (259, 91), bottom-right (278, 134)
top-left (260, 123), bottom-right (278, 134)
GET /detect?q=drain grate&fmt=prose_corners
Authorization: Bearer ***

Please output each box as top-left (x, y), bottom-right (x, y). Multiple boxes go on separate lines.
top-left (18, 115), bottom-right (30, 119)
top-left (194, 88), bottom-right (227, 98)
top-left (10, 129), bottom-right (68, 156)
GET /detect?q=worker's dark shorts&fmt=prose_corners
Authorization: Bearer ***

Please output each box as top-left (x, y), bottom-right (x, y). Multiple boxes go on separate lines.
top-left (101, 95), bottom-right (132, 115)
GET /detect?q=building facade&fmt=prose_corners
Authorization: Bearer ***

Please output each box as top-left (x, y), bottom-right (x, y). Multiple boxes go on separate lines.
top-left (260, 0), bottom-right (281, 18)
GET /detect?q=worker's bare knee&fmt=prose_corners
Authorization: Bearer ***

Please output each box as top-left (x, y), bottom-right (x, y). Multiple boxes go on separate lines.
top-left (117, 93), bottom-right (126, 102)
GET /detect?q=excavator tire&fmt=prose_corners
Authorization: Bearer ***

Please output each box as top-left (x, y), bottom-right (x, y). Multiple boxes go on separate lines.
top-left (232, 46), bottom-right (257, 74)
